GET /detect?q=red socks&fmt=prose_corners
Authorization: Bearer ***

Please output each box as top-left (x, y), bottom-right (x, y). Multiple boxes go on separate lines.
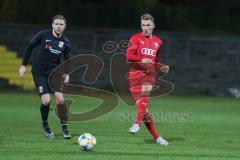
top-left (143, 112), bottom-right (159, 139)
top-left (135, 96), bottom-right (149, 124)
top-left (134, 95), bottom-right (160, 139)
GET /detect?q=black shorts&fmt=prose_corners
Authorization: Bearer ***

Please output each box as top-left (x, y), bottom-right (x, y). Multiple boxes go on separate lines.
top-left (32, 73), bottom-right (62, 96)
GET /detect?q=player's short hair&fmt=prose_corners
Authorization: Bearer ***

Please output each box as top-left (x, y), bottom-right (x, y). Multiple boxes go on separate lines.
top-left (141, 13), bottom-right (154, 23)
top-left (52, 15), bottom-right (66, 24)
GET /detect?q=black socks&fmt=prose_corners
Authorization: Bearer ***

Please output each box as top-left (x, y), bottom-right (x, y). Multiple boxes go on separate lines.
top-left (40, 103), bottom-right (50, 122)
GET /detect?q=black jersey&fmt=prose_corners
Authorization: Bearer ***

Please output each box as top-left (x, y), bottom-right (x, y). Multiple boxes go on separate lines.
top-left (22, 29), bottom-right (71, 75)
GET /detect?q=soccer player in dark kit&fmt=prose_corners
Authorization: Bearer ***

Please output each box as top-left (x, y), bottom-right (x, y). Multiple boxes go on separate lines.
top-left (19, 15), bottom-right (71, 139)
top-left (126, 13), bottom-right (169, 146)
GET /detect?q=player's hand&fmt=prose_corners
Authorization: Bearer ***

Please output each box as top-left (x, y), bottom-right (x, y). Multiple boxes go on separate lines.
top-left (141, 58), bottom-right (153, 64)
top-left (141, 58), bottom-right (154, 74)
top-left (141, 58), bottom-right (154, 69)
top-left (62, 74), bottom-right (69, 84)
top-left (160, 65), bottom-right (169, 74)
top-left (19, 65), bottom-right (27, 77)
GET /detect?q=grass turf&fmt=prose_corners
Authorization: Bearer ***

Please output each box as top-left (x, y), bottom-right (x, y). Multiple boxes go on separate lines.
top-left (0, 92), bottom-right (240, 160)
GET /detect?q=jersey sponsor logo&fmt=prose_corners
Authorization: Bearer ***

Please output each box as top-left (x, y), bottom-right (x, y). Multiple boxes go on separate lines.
top-left (59, 41), bottom-right (64, 48)
top-left (44, 44), bottom-right (51, 49)
top-left (141, 48), bottom-right (156, 56)
top-left (50, 48), bottom-right (62, 54)
top-left (44, 44), bottom-right (62, 54)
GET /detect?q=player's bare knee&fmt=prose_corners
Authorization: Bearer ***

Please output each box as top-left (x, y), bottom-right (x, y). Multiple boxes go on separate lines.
top-left (41, 94), bottom-right (51, 105)
top-left (42, 100), bottom-right (51, 106)
top-left (54, 92), bottom-right (65, 105)
top-left (56, 95), bottom-right (64, 105)
top-left (56, 99), bottom-right (65, 105)
top-left (56, 97), bottom-right (64, 105)
top-left (141, 84), bottom-right (153, 95)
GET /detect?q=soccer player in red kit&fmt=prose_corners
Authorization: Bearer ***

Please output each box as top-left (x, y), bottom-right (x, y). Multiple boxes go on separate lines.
top-left (126, 13), bottom-right (169, 146)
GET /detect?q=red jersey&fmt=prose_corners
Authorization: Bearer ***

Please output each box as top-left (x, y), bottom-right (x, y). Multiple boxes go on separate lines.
top-left (126, 32), bottom-right (165, 72)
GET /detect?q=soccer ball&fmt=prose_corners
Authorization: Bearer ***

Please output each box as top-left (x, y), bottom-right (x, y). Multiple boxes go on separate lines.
top-left (77, 133), bottom-right (96, 151)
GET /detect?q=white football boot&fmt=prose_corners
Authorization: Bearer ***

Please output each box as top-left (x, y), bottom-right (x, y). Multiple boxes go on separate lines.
top-left (156, 137), bottom-right (168, 146)
top-left (128, 123), bottom-right (140, 134)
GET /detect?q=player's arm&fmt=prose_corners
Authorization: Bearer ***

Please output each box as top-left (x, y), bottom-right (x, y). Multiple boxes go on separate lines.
top-left (126, 36), bottom-right (141, 62)
top-left (21, 31), bottom-right (42, 66)
top-left (19, 31), bottom-right (42, 77)
top-left (154, 41), bottom-right (169, 74)
top-left (126, 36), bottom-right (151, 71)
top-left (62, 41), bottom-right (71, 84)
top-left (63, 40), bottom-right (71, 61)
top-left (155, 56), bottom-right (169, 74)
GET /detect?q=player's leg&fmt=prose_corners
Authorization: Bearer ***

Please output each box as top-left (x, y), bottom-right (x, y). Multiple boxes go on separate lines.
top-left (40, 93), bottom-right (54, 138)
top-left (141, 83), bottom-right (168, 146)
top-left (40, 93), bottom-right (51, 122)
top-left (135, 83), bottom-right (152, 124)
top-left (128, 72), bottom-right (168, 145)
top-left (143, 112), bottom-right (168, 146)
top-left (32, 73), bottom-right (54, 138)
top-left (129, 82), bottom-right (152, 133)
top-left (54, 92), bottom-right (71, 139)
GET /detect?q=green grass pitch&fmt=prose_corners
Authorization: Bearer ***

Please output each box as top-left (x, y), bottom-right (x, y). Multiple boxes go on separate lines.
top-left (0, 92), bottom-right (239, 160)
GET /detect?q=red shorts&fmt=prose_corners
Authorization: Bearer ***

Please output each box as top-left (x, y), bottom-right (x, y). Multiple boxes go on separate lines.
top-left (128, 71), bottom-right (156, 99)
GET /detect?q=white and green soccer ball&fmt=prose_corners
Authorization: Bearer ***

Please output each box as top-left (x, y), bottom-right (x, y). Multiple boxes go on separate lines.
top-left (77, 133), bottom-right (96, 151)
